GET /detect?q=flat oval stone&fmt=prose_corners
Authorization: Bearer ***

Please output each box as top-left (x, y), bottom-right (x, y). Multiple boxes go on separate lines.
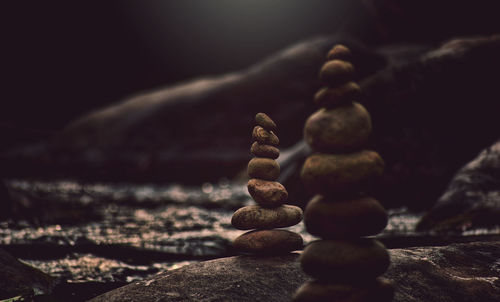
top-left (304, 103), bottom-right (372, 153)
top-left (231, 205), bottom-right (303, 230)
top-left (248, 158), bottom-right (280, 181)
top-left (304, 195), bottom-right (388, 238)
top-left (300, 239), bottom-right (390, 281)
top-left (247, 179), bottom-right (288, 207)
top-left (293, 278), bottom-right (394, 302)
top-left (233, 229), bottom-right (303, 255)
top-left (319, 60), bottom-right (355, 87)
top-left (250, 142), bottom-right (279, 159)
top-left (301, 150), bottom-right (384, 195)
top-left (255, 112), bottom-right (277, 132)
top-left (252, 126), bottom-right (279, 146)
top-left (314, 82), bottom-right (361, 108)
top-left (326, 44), bottom-right (352, 61)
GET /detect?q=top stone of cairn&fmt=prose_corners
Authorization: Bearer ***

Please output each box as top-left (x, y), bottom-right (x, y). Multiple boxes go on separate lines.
top-left (326, 44), bottom-right (352, 61)
top-left (255, 112), bottom-right (277, 132)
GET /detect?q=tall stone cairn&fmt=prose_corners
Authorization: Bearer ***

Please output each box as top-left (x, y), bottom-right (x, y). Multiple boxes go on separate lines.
top-left (293, 45), bottom-right (394, 301)
top-left (232, 113), bottom-right (304, 255)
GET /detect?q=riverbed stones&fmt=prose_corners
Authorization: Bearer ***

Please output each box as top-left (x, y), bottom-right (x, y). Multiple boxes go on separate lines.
top-left (314, 82), bottom-right (361, 108)
top-left (255, 112), bottom-right (277, 132)
top-left (304, 195), bottom-right (388, 238)
top-left (301, 239), bottom-right (390, 281)
top-left (250, 142), bottom-right (280, 159)
top-left (232, 113), bottom-right (303, 255)
top-left (247, 158), bottom-right (280, 181)
top-left (247, 179), bottom-right (288, 207)
top-left (252, 126), bottom-right (279, 146)
top-left (301, 151), bottom-right (384, 194)
top-left (293, 278), bottom-right (394, 302)
top-left (326, 44), bottom-right (352, 61)
top-left (233, 230), bottom-right (303, 255)
top-left (232, 205), bottom-right (303, 230)
top-left (319, 60), bottom-right (355, 86)
top-left (304, 103), bottom-right (372, 152)
top-left (294, 45), bottom-right (392, 301)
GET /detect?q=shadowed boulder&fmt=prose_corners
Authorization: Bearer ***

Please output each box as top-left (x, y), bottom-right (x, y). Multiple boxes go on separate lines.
top-left (89, 241), bottom-right (500, 302)
top-left (0, 248), bottom-right (57, 300)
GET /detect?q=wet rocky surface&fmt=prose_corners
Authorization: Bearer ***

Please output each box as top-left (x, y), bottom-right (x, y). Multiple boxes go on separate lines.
top-left (2, 179), bottom-right (500, 301)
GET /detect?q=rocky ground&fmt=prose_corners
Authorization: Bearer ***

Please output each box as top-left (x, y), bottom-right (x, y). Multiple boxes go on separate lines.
top-left (1, 179), bottom-right (500, 301)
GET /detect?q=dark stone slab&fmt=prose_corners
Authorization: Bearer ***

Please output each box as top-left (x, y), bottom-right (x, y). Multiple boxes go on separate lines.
top-left (0, 248), bottom-right (57, 300)
top-left (90, 241), bottom-right (500, 302)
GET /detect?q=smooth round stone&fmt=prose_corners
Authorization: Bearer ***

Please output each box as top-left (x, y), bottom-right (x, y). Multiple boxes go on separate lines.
top-left (247, 179), bottom-right (288, 207)
top-left (233, 229), bottom-right (303, 254)
top-left (231, 205), bottom-right (303, 230)
top-left (248, 158), bottom-right (280, 181)
top-left (304, 103), bottom-right (372, 153)
top-left (301, 150), bottom-right (384, 194)
top-left (250, 142), bottom-right (279, 159)
top-left (314, 82), bottom-right (361, 108)
top-left (293, 278), bottom-right (394, 302)
top-left (300, 239), bottom-right (390, 281)
top-left (319, 60), bottom-right (355, 87)
top-left (252, 126), bottom-right (279, 146)
top-left (255, 112), bottom-right (277, 132)
top-left (326, 44), bottom-right (352, 61)
top-left (304, 195), bottom-right (388, 238)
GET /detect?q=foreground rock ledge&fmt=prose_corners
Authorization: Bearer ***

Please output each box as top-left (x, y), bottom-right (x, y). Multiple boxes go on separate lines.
top-left (90, 241), bottom-right (500, 302)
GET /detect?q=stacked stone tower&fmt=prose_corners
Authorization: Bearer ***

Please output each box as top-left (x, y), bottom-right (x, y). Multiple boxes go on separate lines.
top-left (232, 113), bottom-right (304, 255)
top-left (293, 45), bottom-right (394, 301)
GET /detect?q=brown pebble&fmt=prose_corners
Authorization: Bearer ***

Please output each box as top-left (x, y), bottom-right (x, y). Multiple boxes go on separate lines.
top-left (319, 60), bottom-right (355, 87)
top-left (231, 205), bottom-right (303, 230)
top-left (233, 229), bottom-right (303, 254)
top-left (252, 126), bottom-right (279, 146)
top-left (247, 179), bottom-right (288, 207)
top-left (301, 150), bottom-right (384, 195)
top-left (304, 195), bottom-right (388, 238)
top-left (326, 44), bottom-right (352, 61)
top-left (255, 112), bottom-right (277, 132)
top-left (293, 278), bottom-right (394, 302)
top-left (250, 142), bottom-right (279, 159)
top-left (300, 239), bottom-right (390, 281)
top-left (304, 103), bottom-right (372, 153)
top-left (248, 158), bottom-right (280, 181)
top-left (314, 82), bottom-right (361, 108)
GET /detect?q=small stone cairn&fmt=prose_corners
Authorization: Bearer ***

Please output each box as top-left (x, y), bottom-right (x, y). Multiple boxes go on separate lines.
top-left (293, 45), bottom-right (394, 301)
top-left (232, 113), bottom-right (304, 255)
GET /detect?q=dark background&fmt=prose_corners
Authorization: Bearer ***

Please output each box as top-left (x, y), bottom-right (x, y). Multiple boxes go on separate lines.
top-left (1, 1), bottom-right (363, 133)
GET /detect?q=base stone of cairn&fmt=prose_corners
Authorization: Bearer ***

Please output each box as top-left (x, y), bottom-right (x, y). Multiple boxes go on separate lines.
top-left (232, 113), bottom-right (303, 255)
top-left (293, 45), bottom-right (394, 301)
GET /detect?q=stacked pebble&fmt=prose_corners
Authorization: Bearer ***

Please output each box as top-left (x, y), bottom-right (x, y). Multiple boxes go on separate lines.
top-left (293, 45), bottom-right (394, 301)
top-left (232, 113), bottom-right (304, 255)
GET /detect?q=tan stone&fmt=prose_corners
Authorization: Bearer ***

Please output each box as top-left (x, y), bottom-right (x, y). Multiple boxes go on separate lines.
top-left (250, 142), bottom-right (279, 159)
top-left (248, 158), bottom-right (280, 181)
top-left (319, 60), bottom-right (355, 87)
top-left (326, 44), bottom-right (352, 62)
top-left (300, 239), bottom-right (390, 281)
top-left (231, 205), bottom-right (303, 230)
top-left (293, 278), bottom-right (394, 302)
top-left (304, 103), bottom-right (372, 153)
top-left (301, 150), bottom-right (384, 194)
top-left (304, 195), bottom-right (388, 238)
top-left (314, 82), bottom-right (361, 108)
top-left (252, 126), bottom-right (279, 146)
top-left (255, 112), bottom-right (277, 132)
top-left (247, 179), bottom-right (288, 207)
top-left (233, 229), bottom-right (303, 254)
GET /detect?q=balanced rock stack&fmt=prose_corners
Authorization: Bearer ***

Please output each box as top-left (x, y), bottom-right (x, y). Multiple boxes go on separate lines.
top-left (293, 45), bottom-right (394, 301)
top-left (232, 113), bottom-right (304, 255)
